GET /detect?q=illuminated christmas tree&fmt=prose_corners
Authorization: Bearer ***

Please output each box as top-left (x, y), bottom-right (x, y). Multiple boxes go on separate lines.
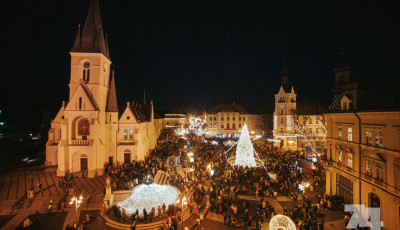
top-left (234, 123), bottom-right (257, 167)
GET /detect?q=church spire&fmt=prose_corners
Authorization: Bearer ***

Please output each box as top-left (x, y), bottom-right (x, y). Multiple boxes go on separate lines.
top-left (71, 0), bottom-right (110, 60)
top-left (281, 56), bottom-right (292, 93)
top-left (106, 70), bottom-right (118, 112)
top-left (72, 24), bottom-right (81, 50)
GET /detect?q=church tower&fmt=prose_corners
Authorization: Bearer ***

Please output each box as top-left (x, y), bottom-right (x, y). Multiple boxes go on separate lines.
top-left (46, 0), bottom-right (117, 178)
top-left (273, 60), bottom-right (297, 150)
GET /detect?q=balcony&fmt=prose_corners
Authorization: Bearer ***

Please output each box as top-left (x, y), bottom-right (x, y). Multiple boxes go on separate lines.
top-left (71, 139), bottom-right (89, 146)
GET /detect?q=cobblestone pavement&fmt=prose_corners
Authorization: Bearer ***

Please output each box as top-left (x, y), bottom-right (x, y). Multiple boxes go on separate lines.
top-left (0, 168), bottom-right (107, 229)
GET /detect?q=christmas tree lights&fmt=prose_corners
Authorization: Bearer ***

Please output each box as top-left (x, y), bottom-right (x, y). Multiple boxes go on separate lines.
top-left (234, 123), bottom-right (257, 167)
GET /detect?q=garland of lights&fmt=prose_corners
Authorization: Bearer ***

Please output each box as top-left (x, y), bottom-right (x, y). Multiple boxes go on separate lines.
top-left (174, 114), bottom-right (208, 136)
top-left (234, 123), bottom-right (257, 167)
top-left (118, 184), bottom-right (180, 215)
top-left (269, 214), bottom-right (296, 230)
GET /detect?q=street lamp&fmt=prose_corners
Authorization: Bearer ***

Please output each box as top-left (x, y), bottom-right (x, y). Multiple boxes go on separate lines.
top-left (70, 194), bottom-right (83, 223)
top-left (177, 197), bottom-right (187, 230)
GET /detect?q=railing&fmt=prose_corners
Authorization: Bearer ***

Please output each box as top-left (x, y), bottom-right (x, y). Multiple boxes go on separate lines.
top-left (71, 139), bottom-right (89, 145)
top-left (119, 141), bottom-right (135, 145)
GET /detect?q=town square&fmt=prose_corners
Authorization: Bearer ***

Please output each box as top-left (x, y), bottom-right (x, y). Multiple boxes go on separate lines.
top-left (1, 0), bottom-right (399, 229)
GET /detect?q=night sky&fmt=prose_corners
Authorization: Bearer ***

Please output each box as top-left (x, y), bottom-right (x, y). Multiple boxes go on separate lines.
top-left (3, 0), bottom-right (399, 112)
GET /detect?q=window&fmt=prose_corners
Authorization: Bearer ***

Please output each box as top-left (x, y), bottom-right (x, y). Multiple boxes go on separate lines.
top-left (209, 124), bottom-right (212, 128)
top-left (243, 117), bottom-right (246, 121)
top-left (82, 61), bottom-right (90, 83)
top-left (338, 150), bottom-right (343, 164)
top-left (213, 117), bottom-right (216, 121)
top-left (280, 118), bottom-right (283, 124)
top-left (227, 117), bottom-right (230, 121)
top-left (124, 129), bottom-right (128, 139)
top-left (221, 117), bottom-right (224, 121)
top-left (239, 124), bottom-right (242, 128)
top-left (78, 118), bottom-right (90, 136)
top-left (79, 97), bottom-right (82, 110)
top-left (375, 163), bottom-right (383, 181)
top-left (316, 128), bottom-right (319, 133)
top-left (129, 129), bottom-right (133, 139)
top-left (239, 117), bottom-right (242, 121)
top-left (221, 124), bottom-right (224, 129)
top-left (366, 160), bottom-right (373, 176)
top-left (233, 124), bottom-right (236, 129)
top-left (280, 109), bottom-right (283, 115)
top-left (233, 117), bottom-right (235, 121)
top-left (375, 131), bottom-right (383, 147)
top-left (227, 124), bottom-right (230, 129)
top-left (348, 127), bottom-right (353, 142)
top-left (366, 131), bottom-right (373, 145)
top-left (210, 117), bottom-right (212, 121)
top-left (338, 126), bottom-right (342, 140)
top-left (347, 153), bottom-right (353, 168)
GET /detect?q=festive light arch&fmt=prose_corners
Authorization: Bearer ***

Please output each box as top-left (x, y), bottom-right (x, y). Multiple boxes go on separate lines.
top-left (269, 214), bottom-right (296, 230)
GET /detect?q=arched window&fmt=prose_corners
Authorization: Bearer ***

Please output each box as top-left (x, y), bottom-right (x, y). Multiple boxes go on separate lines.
top-left (129, 129), bottom-right (133, 139)
top-left (370, 193), bottom-right (380, 208)
top-left (124, 129), bottom-right (128, 139)
top-left (82, 61), bottom-right (90, 83)
top-left (78, 118), bottom-right (90, 136)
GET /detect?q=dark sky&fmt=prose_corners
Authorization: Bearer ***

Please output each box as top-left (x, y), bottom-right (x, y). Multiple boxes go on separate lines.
top-left (3, 0), bottom-right (399, 112)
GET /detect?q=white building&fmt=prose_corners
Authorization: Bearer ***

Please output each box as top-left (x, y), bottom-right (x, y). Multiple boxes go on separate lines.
top-left (205, 103), bottom-right (266, 138)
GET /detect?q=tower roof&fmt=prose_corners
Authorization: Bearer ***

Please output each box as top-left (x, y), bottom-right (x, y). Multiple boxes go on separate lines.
top-left (106, 71), bottom-right (118, 112)
top-left (281, 58), bottom-right (292, 93)
top-left (71, 0), bottom-right (110, 60)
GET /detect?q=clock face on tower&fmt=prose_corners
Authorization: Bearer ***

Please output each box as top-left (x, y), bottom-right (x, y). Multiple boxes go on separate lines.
top-left (83, 62), bottom-right (90, 68)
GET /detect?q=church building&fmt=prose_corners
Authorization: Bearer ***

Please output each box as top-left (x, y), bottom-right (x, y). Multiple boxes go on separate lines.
top-left (46, 0), bottom-right (159, 178)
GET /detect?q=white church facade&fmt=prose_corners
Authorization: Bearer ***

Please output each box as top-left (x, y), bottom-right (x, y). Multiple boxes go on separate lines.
top-left (45, 0), bottom-right (159, 178)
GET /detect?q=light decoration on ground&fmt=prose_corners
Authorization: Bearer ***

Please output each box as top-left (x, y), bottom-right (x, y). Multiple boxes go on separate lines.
top-left (269, 214), bottom-right (296, 230)
top-left (234, 123), bottom-right (257, 167)
top-left (211, 140), bottom-right (218, 145)
top-left (118, 184), bottom-right (180, 215)
top-left (298, 182), bottom-right (310, 192)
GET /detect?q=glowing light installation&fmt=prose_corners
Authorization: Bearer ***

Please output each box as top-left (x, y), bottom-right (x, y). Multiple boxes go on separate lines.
top-left (234, 123), bottom-right (257, 167)
top-left (118, 184), bottom-right (180, 215)
top-left (269, 214), bottom-right (296, 230)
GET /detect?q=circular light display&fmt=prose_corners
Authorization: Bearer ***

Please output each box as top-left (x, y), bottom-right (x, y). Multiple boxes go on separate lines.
top-left (118, 184), bottom-right (180, 215)
top-left (269, 214), bottom-right (296, 230)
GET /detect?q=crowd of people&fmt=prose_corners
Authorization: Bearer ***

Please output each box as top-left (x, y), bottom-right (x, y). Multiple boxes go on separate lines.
top-left (99, 129), bottom-right (332, 230)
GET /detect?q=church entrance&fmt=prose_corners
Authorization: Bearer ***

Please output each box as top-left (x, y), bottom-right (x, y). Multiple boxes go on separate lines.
top-left (124, 152), bottom-right (131, 164)
top-left (80, 158), bottom-right (88, 171)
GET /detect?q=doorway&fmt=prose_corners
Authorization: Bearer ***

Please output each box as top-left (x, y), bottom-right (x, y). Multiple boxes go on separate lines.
top-left (124, 153), bottom-right (131, 164)
top-left (80, 158), bottom-right (88, 171)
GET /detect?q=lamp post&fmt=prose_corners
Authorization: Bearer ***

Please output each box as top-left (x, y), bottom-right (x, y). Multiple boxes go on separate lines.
top-left (70, 194), bottom-right (83, 224)
top-left (177, 197), bottom-right (187, 230)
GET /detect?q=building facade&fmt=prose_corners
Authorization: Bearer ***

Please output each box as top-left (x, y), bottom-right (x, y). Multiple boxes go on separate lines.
top-left (46, 0), bottom-right (159, 178)
top-left (162, 114), bottom-right (187, 129)
top-left (323, 59), bottom-right (400, 229)
top-left (205, 103), bottom-right (266, 138)
top-left (273, 64), bottom-right (327, 152)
